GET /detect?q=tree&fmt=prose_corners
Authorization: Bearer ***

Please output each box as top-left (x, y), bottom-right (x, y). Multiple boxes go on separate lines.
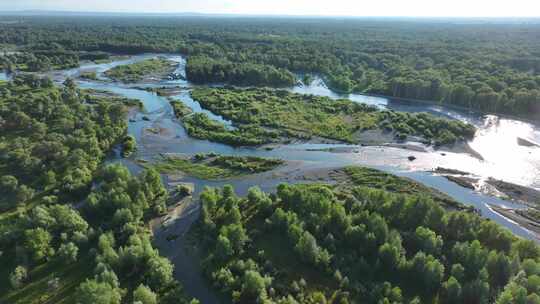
top-left (77, 279), bottom-right (122, 304)
top-left (440, 276), bottom-right (462, 304)
top-left (133, 284), bottom-right (157, 304)
top-left (295, 231), bottom-right (323, 266)
top-left (413, 226), bottom-right (443, 256)
top-left (487, 251), bottom-right (512, 289)
top-left (146, 255), bottom-right (174, 290)
top-left (215, 235), bottom-right (234, 260)
top-left (9, 266), bottom-right (28, 289)
top-left (220, 223), bottom-right (248, 254)
top-left (0, 175), bottom-right (18, 194)
top-left (58, 242), bottom-right (79, 263)
top-left (24, 227), bottom-right (53, 261)
top-left (406, 252), bottom-right (445, 295)
top-left (241, 270), bottom-right (271, 302)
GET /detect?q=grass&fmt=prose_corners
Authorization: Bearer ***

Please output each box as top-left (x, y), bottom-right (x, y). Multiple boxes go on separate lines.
top-left (82, 88), bottom-right (144, 109)
top-left (79, 71), bottom-right (97, 80)
top-left (104, 57), bottom-right (176, 82)
top-left (143, 153), bottom-right (284, 180)
top-left (342, 166), bottom-right (468, 210)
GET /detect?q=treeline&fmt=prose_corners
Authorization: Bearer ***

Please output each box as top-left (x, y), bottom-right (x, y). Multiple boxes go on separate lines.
top-left (1, 17), bottom-right (539, 116)
top-left (186, 56), bottom-right (296, 87)
top-left (193, 167), bottom-right (540, 303)
top-left (1, 45), bottom-right (80, 72)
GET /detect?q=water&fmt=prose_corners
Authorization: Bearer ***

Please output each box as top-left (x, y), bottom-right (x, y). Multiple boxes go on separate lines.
top-left (295, 75), bottom-right (540, 190)
top-left (50, 54), bottom-right (539, 241)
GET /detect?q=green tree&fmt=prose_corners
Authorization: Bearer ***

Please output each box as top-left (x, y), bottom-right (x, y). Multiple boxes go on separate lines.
top-left (133, 284), bottom-right (157, 304)
top-left (440, 276), bottom-right (462, 304)
top-left (241, 270), bottom-right (271, 302)
top-left (58, 242), bottom-right (79, 263)
top-left (24, 227), bottom-right (53, 261)
top-left (9, 266), bottom-right (28, 289)
top-left (77, 279), bottom-right (122, 304)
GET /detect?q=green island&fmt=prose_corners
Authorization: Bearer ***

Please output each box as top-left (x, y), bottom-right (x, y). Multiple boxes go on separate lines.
top-left (171, 100), bottom-right (285, 146)
top-left (79, 71), bottom-right (98, 80)
top-left (339, 167), bottom-right (469, 210)
top-left (142, 153), bottom-right (284, 180)
top-left (0, 75), bottom-right (195, 304)
top-left (81, 88), bottom-right (144, 109)
top-left (191, 166), bottom-right (540, 304)
top-left (104, 57), bottom-right (177, 83)
top-left (187, 87), bottom-right (476, 146)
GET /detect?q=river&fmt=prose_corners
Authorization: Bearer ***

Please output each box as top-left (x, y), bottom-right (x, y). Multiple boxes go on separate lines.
top-left (4, 53), bottom-right (537, 238)
top-left (2, 53), bottom-right (539, 301)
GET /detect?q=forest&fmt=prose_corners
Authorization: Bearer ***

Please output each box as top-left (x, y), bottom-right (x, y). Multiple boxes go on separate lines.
top-left (192, 167), bottom-right (540, 303)
top-left (0, 76), bottom-right (196, 304)
top-left (1, 16), bottom-right (540, 117)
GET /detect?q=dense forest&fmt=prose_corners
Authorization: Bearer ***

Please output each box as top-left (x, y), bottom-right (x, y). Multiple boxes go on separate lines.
top-left (186, 56), bottom-right (296, 87)
top-left (1, 17), bottom-right (540, 117)
top-left (192, 167), bottom-right (540, 304)
top-left (0, 76), bottom-right (195, 303)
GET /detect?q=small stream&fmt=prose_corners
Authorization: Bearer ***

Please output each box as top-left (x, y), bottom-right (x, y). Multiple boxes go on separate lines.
top-left (3, 53), bottom-right (540, 302)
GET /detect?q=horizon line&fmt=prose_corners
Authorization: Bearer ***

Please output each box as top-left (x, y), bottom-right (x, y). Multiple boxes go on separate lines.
top-left (0, 9), bottom-right (539, 19)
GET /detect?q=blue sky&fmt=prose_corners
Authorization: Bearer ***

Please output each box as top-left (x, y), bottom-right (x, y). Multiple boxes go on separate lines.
top-left (1, 0), bottom-right (539, 17)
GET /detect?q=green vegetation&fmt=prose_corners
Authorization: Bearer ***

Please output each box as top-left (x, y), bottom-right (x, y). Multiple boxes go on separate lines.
top-left (1, 50), bottom-right (79, 72)
top-left (170, 100), bottom-right (193, 118)
top-left (145, 153), bottom-right (284, 180)
top-left (191, 87), bottom-right (476, 145)
top-left (341, 167), bottom-right (469, 210)
top-left (0, 76), bottom-right (194, 303)
top-left (186, 56), bottom-right (296, 87)
top-left (79, 71), bottom-right (98, 80)
top-left (192, 167), bottom-right (540, 303)
top-left (82, 88), bottom-right (144, 109)
top-left (0, 74), bottom-right (126, 210)
top-left (171, 100), bottom-right (284, 146)
top-left (104, 57), bottom-right (176, 82)
top-left (1, 17), bottom-right (539, 116)
top-left (184, 113), bottom-right (283, 146)
top-left (121, 135), bottom-right (137, 157)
